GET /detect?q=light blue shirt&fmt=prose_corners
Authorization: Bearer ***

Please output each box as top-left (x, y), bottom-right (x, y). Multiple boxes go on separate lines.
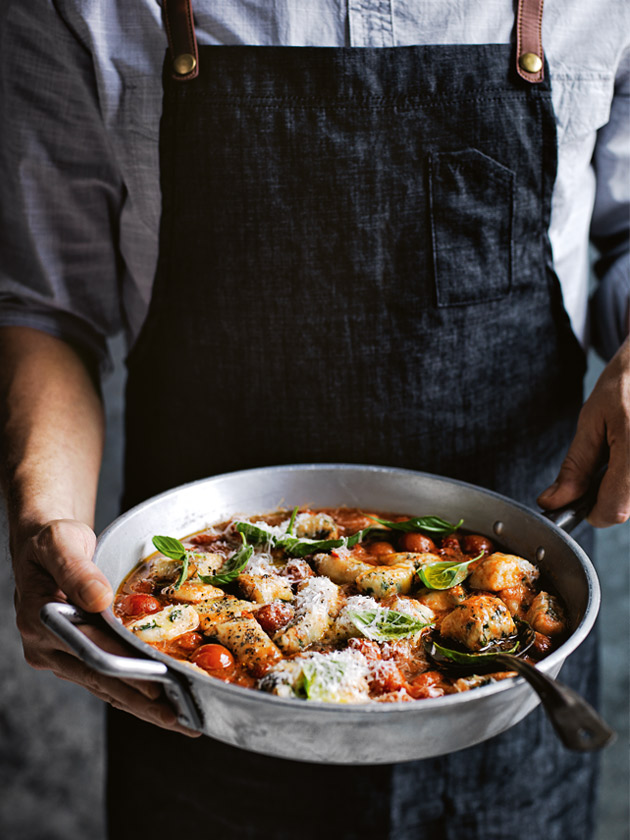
top-left (0, 0), bottom-right (628, 369)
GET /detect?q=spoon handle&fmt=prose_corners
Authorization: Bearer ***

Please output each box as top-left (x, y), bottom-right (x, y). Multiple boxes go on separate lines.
top-left (494, 654), bottom-right (615, 751)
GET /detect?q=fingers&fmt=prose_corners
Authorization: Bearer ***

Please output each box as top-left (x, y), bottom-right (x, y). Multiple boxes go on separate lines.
top-left (588, 448), bottom-right (630, 528)
top-left (13, 520), bottom-right (200, 736)
top-left (538, 338), bottom-right (630, 528)
top-left (48, 650), bottom-right (200, 737)
top-left (32, 519), bottom-right (113, 611)
top-left (20, 595), bottom-right (198, 735)
top-left (537, 414), bottom-right (604, 511)
top-left (586, 401), bottom-right (630, 527)
top-left (78, 622), bottom-right (163, 700)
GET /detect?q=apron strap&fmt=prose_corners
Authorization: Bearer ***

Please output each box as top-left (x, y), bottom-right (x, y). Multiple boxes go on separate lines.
top-left (163, 1), bottom-right (545, 85)
top-left (163, 0), bottom-right (199, 81)
top-left (516, 0), bottom-right (545, 83)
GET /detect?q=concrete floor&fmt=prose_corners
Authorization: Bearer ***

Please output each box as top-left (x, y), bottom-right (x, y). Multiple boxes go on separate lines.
top-left (0, 336), bottom-right (627, 838)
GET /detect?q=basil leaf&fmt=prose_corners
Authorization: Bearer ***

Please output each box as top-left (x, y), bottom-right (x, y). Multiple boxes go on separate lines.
top-left (236, 520), bottom-right (344, 557)
top-left (368, 515), bottom-right (463, 535)
top-left (152, 535), bottom-right (187, 561)
top-left (198, 540), bottom-right (253, 586)
top-left (234, 521), bottom-right (276, 545)
top-left (417, 551), bottom-right (483, 590)
top-left (348, 607), bottom-right (433, 641)
top-left (301, 658), bottom-right (346, 702)
top-left (236, 519), bottom-right (388, 556)
top-left (429, 635), bottom-right (519, 665)
top-left (344, 526), bottom-right (380, 548)
top-left (152, 535), bottom-right (189, 590)
top-left (275, 534), bottom-right (346, 558)
top-left (286, 506), bottom-right (299, 536)
top-left (172, 553), bottom-right (189, 590)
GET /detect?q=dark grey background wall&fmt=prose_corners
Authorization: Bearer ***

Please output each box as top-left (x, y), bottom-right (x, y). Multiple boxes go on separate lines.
top-left (0, 336), bottom-right (628, 838)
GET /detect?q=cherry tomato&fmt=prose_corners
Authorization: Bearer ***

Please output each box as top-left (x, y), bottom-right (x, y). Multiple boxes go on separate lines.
top-left (398, 533), bottom-right (437, 553)
top-left (406, 671), bottom-right (447, 699)
top-left (368, 661), bottom-right (406, 695)
top-left (189, 533), bottom-right (221, 545)
top-left (256, 603), bottom-right (294, 635)
top-left (282, 559), bottom-right (315, 584)
top-left (462, 534), bottom-right (494, 556)
top-left (331, 509), bottom-right (375, 532)
top-left (120, 594), bottom-right (160, 616)
top-left (441, 534), bottom-right (461, 552)
top-left (130, 579), bottom-right (154, 594)
top-left (532, 631), bottom-right (553, 658)
top-left (439, 547), bottom-right (465, 563)
top-left (366, 541), bottom-right (395, 558)
top-left (347, 638), bottom-right (381, 661)
top-left (174, 631), bottom-right (204, 653)
top-left (191, 644), bottom-right (235, 676)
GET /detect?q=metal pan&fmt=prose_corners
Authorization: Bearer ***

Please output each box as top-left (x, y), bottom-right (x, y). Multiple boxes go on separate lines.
top-left (41, 463), bottom-right (604, 763)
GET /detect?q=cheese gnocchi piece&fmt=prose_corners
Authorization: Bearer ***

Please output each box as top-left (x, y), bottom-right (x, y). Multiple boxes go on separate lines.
top-left (378, 552), bottom-right (440, 568)
top-left (415, 585), bottom-right (467, 613)
top-left (275, 577), bottom-right (343, 654)
top-left (469, 552), bottom-right (539, 591)
top-left (149, 557), bottom-right (181, 581)
top-left (195, 595), bottom-right (254, 634)
top-left (356, 561), bottom-right (417, 598)
top-left (193, 553), bottom-right (229, 577)
top-left (294, 512), bottom-right (339, 540)
top-left (159, 552), bottom-right (226, 598)
top-left (159, 553), bottom-right (225, 592)
top-left (381, 595), bottom-right (435, 625)
top-left (312, 550), bottom-right (373, 584)
top-left (257, 658), bottom-right (306, 697)
top-left (126, 604), bottom-right (199, 643)
top-left (497, 584), bottom-right (534, 617)
top-left (525, 591), bottom-right (566, 636)
top-left (327, 595), bottom-right (381, 642)
top-left (237, 573), bottom-right (293, 604)
top-left (162, 580), bottom-right (225, 603)
top-left (214, 616), bottom-right (282, 677)
top-left (440, 594), bottom-right (516, 652)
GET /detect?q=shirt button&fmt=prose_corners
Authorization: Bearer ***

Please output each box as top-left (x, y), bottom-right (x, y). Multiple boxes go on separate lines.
top-left (519, 52), bottom-right (543, 73)
top-left (173, 53), bottom-right (197, 75)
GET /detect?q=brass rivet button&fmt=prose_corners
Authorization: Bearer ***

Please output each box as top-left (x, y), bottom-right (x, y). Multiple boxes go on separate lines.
top-left (173, 53), bottom-right (196, 76)
top-left (519, 52), bottom-right (542, 74)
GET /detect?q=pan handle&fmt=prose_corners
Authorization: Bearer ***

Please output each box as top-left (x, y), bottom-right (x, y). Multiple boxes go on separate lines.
top-left (541, 465), bottom-right (607, 534)
top-left (493, 653), bottom-right (616, 751)
top-left (40, 601), bottom-right (203, 732)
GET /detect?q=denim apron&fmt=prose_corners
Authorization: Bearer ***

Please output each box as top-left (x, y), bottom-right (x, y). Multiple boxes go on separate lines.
top-left (108, 4), bottom-right (598, 837)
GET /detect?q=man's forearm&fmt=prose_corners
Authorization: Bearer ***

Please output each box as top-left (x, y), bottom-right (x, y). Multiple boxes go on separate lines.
top-left (0, 326), bottom-right (105, 551)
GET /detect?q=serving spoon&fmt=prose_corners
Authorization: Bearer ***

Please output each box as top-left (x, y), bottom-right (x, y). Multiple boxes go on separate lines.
top-left (424, 622), bottom-right (615, 751)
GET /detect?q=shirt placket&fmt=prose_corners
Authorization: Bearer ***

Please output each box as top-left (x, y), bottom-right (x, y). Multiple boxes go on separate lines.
top-left (348, 0), bottom-right (395, 47)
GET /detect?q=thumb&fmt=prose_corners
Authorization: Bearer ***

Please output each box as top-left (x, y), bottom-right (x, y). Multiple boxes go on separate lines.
top-left (33, 519), bottom-right (113, 612)
top-left (537, 423), bottom-right (603, 511)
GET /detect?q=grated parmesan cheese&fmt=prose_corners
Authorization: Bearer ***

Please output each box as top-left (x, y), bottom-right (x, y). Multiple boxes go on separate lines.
top-left (333, 595), bottom-right (381, 640)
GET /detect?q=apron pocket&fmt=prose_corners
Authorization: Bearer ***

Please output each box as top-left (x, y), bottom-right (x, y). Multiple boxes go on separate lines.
top-left (429, 148), bottom-right (514, 307)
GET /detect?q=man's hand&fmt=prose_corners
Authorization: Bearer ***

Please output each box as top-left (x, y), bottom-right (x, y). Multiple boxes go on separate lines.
top-left (13, 517), bottom-right (199, 736)
top-left (0, 327), bottom-right (198, 736)
top-left (538, 337), bottom-right (630, 527)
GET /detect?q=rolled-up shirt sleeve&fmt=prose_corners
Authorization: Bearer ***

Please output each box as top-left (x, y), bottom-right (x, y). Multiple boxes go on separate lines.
top-left (0, 0), bottom-right (126, 372)
top-left (590, 44), bottom-right (630, 361)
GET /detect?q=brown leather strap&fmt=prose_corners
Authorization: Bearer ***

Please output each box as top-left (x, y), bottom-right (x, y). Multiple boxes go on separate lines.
top-left (163, 1), bottom-right (544, 85)
top-left (516, 0), bottom-right (545, 83)
top-left (163, 0), bottom-right (199, 81)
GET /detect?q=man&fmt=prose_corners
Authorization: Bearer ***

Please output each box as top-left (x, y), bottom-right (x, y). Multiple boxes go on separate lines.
top-left (1, 1), bottom-right (628, 837)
